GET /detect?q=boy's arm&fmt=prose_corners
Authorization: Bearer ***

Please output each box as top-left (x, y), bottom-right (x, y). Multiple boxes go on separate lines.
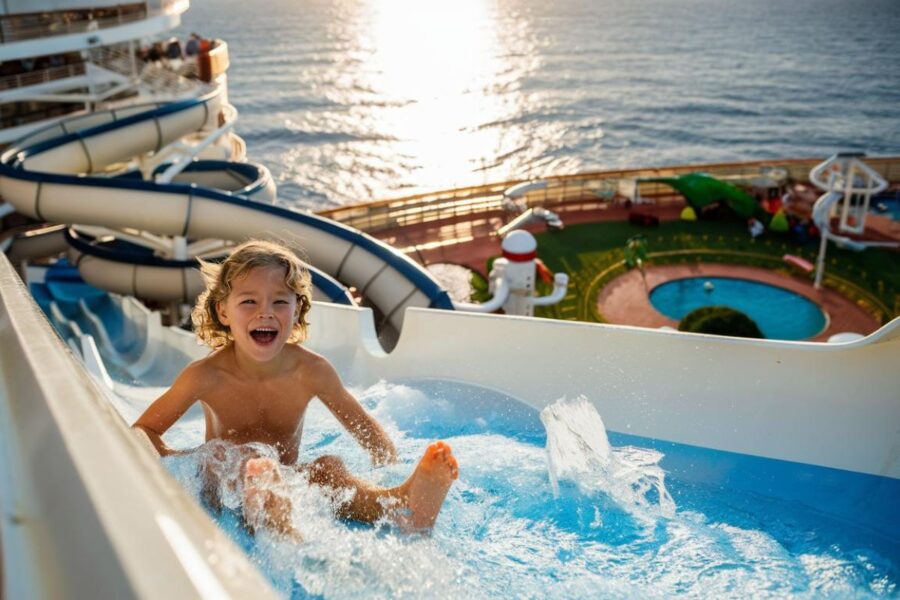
top-left (315, 358), bottom-right (398, 466)
top-left (132, 363), bottom-right (202, 457)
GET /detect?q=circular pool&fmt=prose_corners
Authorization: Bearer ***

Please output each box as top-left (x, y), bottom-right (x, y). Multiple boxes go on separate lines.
top-left (649, 277), bottom-right (826, 340)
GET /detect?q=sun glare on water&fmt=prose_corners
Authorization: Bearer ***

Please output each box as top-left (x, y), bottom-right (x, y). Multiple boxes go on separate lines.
top-left (359, 0), bottom-right (530, 189)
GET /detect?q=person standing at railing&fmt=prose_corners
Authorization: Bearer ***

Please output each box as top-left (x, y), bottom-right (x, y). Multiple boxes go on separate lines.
top-left (147, 42), bottom-right (163, 65)
top-left (166, 38), bottom-right (183, 61)
top-left (185, 33), bottom-right (201, 57)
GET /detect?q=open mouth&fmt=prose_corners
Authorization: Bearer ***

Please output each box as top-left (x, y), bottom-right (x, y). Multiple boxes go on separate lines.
top-left (250, 327), bottom-right (278, 345)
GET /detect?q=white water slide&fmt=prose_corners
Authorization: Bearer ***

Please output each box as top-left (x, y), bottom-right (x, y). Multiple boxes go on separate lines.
top-left (0, 90), bottom-right (453, 329)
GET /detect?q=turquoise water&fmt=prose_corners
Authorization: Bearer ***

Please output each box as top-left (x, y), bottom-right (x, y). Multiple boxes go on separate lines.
top-left (178, 0), bottom-right (900, 209)
top-left (649, 277), bottom-right (827, 340)
top-left (163, 381), bottom-right (899, 599)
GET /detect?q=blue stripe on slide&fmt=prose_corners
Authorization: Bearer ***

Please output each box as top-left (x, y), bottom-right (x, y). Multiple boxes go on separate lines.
top-left (152, 160), bottom-right (267, 197)
top-left (9, 95), bottom-right (214, 163)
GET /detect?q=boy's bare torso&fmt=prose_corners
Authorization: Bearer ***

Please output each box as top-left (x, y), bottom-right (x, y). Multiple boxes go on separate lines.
top-left (191, 344), bottom-right (321, 464)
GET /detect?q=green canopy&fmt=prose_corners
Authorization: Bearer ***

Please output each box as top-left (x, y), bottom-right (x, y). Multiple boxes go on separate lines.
top-left (644, 173), bottom-right (770, 223)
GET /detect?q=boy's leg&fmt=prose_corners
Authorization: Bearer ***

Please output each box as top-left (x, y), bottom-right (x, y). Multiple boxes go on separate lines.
top-left (198, 443), bottom-right (231, 511)
top-left (198, 444), bottom-right (300, 539)
top-left (242, 458), bottom-right (301, 539)
top-left (305, 441), bottom-right (459, 531)
top-left (198, 442), bottom-right (266, 511)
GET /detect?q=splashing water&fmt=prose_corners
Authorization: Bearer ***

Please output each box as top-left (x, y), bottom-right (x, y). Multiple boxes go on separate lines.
top-left (155, 381), bottom-right (898, 598)
top-left (541, 396), bottom-right (675, 519)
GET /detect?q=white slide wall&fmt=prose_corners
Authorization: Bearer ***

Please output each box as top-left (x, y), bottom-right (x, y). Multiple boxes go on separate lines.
top-left (300, 304), bottom-right (900, 479)
top-left (0, 254), bottom-right (280, 599)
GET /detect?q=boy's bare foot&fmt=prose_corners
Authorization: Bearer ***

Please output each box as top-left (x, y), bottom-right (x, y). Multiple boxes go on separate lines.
top-left (401, 441), bottom-right (459, 532)
top-left (242, 458), bottom-right (302, 541)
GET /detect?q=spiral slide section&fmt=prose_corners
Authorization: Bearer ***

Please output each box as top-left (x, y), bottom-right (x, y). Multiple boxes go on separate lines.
top-left (0, 91), bottom-right (453, 329)
top-left (810, 191), bottom-right (867, 251)
top-left (64, 227), bottom-right (356, 305)
top-left (150, 159), bottom-right (277, 204)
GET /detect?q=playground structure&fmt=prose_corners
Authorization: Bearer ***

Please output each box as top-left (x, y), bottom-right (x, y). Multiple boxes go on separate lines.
top-left (637, 172), bottom-right (773, 223)
top-left (498, 180), bottom-right (565, 236)
top-left (808, 153), bottom-right (898, 288)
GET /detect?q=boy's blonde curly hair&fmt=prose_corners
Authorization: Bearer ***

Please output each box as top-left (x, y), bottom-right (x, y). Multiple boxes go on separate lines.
top-left (192, 240), bottom-right (313, 349)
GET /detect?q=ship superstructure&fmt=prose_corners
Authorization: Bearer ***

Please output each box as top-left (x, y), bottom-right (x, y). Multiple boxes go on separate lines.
top-left (0, 0), bottom-right (230, 146)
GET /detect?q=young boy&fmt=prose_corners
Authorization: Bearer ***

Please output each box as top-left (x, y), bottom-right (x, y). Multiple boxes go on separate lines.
top-left (133, 240), bottom-right (458, 537)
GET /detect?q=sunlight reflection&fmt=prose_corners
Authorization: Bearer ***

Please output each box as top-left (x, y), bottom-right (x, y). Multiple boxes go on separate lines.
top-left (362, 0), bottom-right (515, 188)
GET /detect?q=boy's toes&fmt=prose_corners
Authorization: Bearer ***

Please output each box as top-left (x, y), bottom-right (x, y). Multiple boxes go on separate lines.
top-left (425, 441), bottom-right (446, 460)
top-left (424, 441), bottom-right (459, 478)
top-left (448, 455), bottom-right (459, 479)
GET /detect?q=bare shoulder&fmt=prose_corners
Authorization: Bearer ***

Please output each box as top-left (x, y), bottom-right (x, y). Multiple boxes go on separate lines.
top-left (175, 351), bottom-right (227, 392)
top-left (286, 344), bottom-right (339, 384)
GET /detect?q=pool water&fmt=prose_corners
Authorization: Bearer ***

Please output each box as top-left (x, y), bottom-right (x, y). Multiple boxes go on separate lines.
top-left (871, 197), bottom-right (900, 221)
top-left (162, 380), bottom-right (899, 599)
top-left (649, 277), bottom-right (827, 340)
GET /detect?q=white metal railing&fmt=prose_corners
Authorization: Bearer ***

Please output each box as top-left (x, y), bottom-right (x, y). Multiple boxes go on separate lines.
top-left (0, 1), bottom-right (187, 44)
top-left (0, 62), bottom-right (86, 91)
top-left (0, 6), bottom-right (145, 44)
top-left (320, 157), bottom-right (900, 235)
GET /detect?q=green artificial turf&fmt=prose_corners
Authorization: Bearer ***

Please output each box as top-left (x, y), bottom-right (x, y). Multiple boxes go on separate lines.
top-left (529, 219), bottom-right (899, 324)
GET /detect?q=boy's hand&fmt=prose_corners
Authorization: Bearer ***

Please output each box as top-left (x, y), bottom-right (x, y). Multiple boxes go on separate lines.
top-left (316, 358), bottom-right (400, 468)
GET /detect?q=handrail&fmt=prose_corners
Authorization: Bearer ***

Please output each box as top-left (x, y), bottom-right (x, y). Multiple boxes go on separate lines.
top-left (0, 6), bottom-right (147, 44)
top-left (90, 43), bottom-right (211, 97)
top-left (319, 156), bottom-right (900, 234)
top-left (0, 1), bottom-right (186, 44)
top-left (0, 62), bottom-right (86, 91)
top-left (809, 153), bottom-right (888, 195)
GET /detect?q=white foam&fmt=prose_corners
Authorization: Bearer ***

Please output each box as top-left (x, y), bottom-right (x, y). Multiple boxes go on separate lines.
top-left (541, 396), bottom-right (676, 518)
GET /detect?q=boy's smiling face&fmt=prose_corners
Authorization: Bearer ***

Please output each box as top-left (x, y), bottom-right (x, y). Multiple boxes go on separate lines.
top-left (216, 265), bottom-right (299, 364)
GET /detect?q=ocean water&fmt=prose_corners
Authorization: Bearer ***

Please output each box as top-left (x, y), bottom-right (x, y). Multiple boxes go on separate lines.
top-left (159, 382), bottom-right (899, 599)
top-left (179, 0), bottom-right (900, 209)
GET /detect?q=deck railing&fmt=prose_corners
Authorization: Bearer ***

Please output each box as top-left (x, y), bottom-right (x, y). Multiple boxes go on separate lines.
top-left (320, 156), bottom-right (900, 234)
top-left (0, 62), bottom-right (86, 91)
top-left (0, 2), bottom-right (169, 44)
